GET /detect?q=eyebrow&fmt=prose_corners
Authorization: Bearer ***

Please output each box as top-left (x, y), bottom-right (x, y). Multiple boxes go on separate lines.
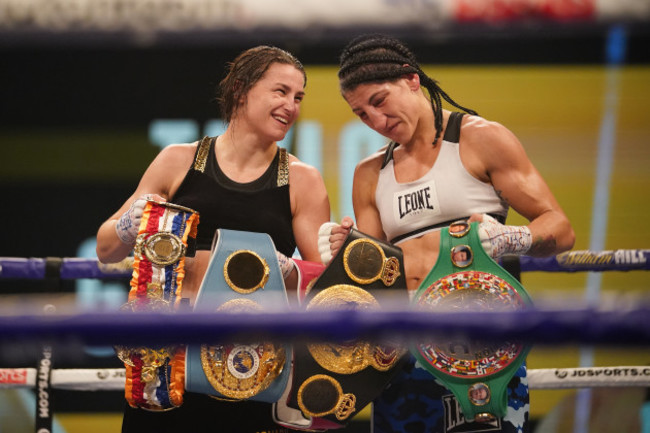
top-left (351, 90), bottom-right (384, 114)
top-left (276, 82), bottom-right (305, 98)
top-left (368, 91), bottom-right (384, 105)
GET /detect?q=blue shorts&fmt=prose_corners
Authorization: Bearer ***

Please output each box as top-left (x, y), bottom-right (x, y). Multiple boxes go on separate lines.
top-left (372, 356), bottom-right (529, 433)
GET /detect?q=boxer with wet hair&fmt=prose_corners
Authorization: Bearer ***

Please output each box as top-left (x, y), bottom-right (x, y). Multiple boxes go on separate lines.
top-left (97, 45), bottom-right (330, 433)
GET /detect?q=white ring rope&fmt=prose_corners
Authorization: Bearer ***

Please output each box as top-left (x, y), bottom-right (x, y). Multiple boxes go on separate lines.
top-left (2, 366), bottom-right (649, 392)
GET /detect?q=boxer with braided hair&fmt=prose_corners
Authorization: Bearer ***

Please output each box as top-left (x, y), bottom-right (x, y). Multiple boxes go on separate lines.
top-left (321, 34), bottom-right (575, 432)
top-left (339, 33), bottom-right (478, 147)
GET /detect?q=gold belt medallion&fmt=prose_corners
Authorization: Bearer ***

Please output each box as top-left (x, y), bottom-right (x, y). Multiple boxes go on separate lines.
top-left (343, 238), bottom-right (401, 286)
top-left (223, 250), bottom-right (270, 294)
top-left (200, 299), bottom-right (285, 399)
top-left (369, 344), bottom-right (402, 371)
top-left (137, 232), bottom-right (186, 266)
top-left (115, 288), bottom-right (177, 368)
top-left (297, 374), bottom-right (356, 421)
top-left (306, 284), bottom-right (401, 374)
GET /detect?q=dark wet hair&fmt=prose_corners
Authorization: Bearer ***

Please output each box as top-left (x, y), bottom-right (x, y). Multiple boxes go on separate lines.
top-left (338, 34), bottom-right (478, 144)
top-left (218, 46), bottom-right (306, 122)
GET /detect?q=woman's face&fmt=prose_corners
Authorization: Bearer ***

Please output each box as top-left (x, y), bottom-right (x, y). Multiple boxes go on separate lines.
top-left (343, 75), bottom-right (421, 145)
top-left (238, 62), bottom-right (305, 143)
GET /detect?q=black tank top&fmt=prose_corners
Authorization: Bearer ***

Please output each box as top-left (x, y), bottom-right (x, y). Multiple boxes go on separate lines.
top-left (171, 137), bottom-right (296, 257)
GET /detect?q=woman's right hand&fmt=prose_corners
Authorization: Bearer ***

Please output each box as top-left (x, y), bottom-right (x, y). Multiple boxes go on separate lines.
top-left (115, 193), bottom-right (166, 245)
top-left (317, 216), bottom-right (355, 264)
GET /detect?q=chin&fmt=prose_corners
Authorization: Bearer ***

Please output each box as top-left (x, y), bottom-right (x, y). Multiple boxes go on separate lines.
top-left (272, 127), bottom-right (291, 142)
top-left (273, 132), bottom-right (289, 142)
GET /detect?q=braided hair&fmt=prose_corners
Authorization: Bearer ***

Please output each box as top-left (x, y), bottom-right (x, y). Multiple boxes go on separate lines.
top-left (338, 34), bottom-right (478, 145)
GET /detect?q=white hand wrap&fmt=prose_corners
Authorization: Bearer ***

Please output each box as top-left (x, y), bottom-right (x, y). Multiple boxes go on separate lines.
top-left (276, 251), bottom-right (296, 280)
top-left (317, 222), bottom-right (338, 265)
top-left (478, 214), bottom-right (532, 258)
top-left (115, 195), bottom-right (152, 245)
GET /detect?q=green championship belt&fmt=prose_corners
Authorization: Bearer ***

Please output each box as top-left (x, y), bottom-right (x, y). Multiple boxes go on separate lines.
top-left (411, 220), bottom-right (533, 423)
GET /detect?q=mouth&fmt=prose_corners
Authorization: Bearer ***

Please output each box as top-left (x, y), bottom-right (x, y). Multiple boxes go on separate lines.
top-left (273, 115), bottom-right (289, 125)
top-left (385, 122), bottom-right (399, 136)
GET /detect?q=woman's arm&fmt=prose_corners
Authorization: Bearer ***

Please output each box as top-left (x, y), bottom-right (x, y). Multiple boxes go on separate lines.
top-left (96, 144), bottom-right (196, 263)
top-left (289, 158), bottom-right (331, 263)
top-left (319, 153), bottom-right (387, 263)
top-left (351, 154), bottom-right (387, 240)
top-left (463, 117), bottom-right (575, 256)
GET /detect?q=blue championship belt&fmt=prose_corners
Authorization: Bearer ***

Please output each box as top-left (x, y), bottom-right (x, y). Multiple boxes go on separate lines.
top-left (185, 229), bottom-right (291, 403)
top-left (411, 221), bottom-right (533, 422)
top-left (285, 229), bottom-right (410, 427)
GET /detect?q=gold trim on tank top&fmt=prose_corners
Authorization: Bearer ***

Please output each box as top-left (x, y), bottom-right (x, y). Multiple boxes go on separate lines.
top-left (277, 148), bottom-right (289, 187)
top-left (193, 136), bottom-right (212, 173)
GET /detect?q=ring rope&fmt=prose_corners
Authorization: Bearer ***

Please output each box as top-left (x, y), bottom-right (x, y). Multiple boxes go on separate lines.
top-left (1, 249), bottom-right (648, 280)
top-left (1, 252), bottom-right (648, 403)
top-left (2, 366), bottom-right (650, 391)
top-left (1, 308), bottom-right (650, 345)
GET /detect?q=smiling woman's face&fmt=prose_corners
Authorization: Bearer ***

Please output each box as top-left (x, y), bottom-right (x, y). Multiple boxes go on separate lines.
top-left (236, 62), bottom-right (306, 143)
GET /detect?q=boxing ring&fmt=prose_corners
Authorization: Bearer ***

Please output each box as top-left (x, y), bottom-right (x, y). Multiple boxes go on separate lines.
top-left (1, 250), bottom-right (650, 432)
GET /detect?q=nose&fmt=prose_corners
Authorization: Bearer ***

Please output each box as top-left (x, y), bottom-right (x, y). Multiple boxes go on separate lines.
top-left (283, 95), bottom-right (300, 118)
top-left (365, 108), bottom-right (385, 131)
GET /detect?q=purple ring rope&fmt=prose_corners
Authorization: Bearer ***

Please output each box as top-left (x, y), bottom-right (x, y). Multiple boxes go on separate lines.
top-left (1, 308), bottom-right (649, 346)
top-left (2, 249), bottom-right (648, 280)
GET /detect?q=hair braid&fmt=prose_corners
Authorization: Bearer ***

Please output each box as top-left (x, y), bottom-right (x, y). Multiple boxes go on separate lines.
top-left (419, 74), bottom-right (444, 145)
top-left (419, 74), bottom-right (478, 144)
top-left (338, 34), bottom-right (478, 145)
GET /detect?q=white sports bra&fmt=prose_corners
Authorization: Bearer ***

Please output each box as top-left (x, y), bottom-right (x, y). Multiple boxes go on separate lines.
top-left (375, 112), bottom-right (508, 245)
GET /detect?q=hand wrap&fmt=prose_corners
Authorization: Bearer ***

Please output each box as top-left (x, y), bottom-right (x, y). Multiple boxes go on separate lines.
top-left (276, 251), bottom-right (296, 280)
top-left (317, 222), bottom-right (339, 265)
top-left (115, 195), bottom-right (155, 245)
top-left (478, 214), bottom-right (532, 258)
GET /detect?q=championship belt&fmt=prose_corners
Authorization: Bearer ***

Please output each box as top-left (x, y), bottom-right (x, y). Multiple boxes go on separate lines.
top-left (185, 229), bottom-right (291, 403)
top-left (411, 220), bottom-right (533, 422)
top-left (284, 229), bottom-right (409, 427)
top-left (304, 229), bottom-right (403, 303)
top-left (115, 200), bottom-right (199, 411)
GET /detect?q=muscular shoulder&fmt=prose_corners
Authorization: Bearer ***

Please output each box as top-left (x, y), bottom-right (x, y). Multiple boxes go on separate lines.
top-left (286, 153), bottom-right (329, 217)
top-left (286, 153), bottom-right (323, 184)
top-left (355, 147), bottom-right (386, 179)
top-left (142, 142), bottom-right (198, 198)
top-left (461, 116), bottom-right (520, 152)
top-left (154, 142), bottom-right (198, 167)
top-left (459, 115), bottom-right (524, 179)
